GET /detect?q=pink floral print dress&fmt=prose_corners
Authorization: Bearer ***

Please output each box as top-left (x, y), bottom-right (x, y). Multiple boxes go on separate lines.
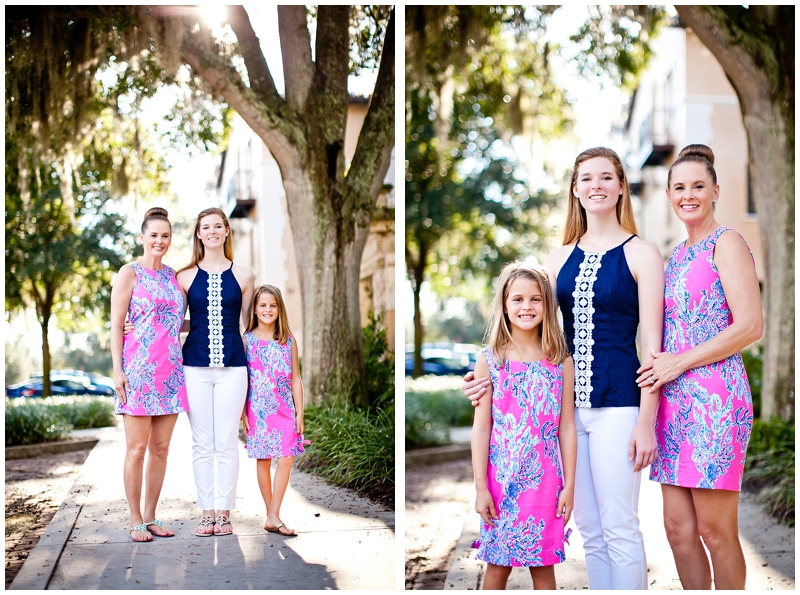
top-left (472, 348), bottom-right (568, 567)
top-left (650, 228), bottom-right (754, 491)
top-left (244, 332), bottom-right (308, 459)
top-left (118, 262), bottom-right (188, 416)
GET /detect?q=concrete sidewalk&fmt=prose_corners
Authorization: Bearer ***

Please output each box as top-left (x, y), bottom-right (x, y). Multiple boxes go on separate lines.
top-left (445, 464), bottom-right (795, 590)
top-left (10, 414), bottom-right (394, 590)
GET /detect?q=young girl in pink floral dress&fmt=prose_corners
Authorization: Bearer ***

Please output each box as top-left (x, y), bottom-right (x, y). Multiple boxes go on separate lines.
top-left (471, 263), bottom-right (577, 590)
top-left (242, 284), bottom-right (308, 537)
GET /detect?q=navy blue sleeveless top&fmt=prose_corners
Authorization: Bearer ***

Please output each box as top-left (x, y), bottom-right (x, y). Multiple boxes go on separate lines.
top-left (182, 264), bottom-right (247, 367)
top-left (556, 235), bottom-right (640, 408)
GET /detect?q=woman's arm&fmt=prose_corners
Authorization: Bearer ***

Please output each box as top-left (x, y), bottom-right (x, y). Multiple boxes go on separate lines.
top-left (110, 265), bottom-right (136, 402)
top-left (638, 230), bottom-right (763, 392)
top-left (236, 266), bottom-right (255, 332)
top-left (626, 241), bottom-right (664, 472)
top-left (471, 353), bottom-right (497, 526)
top-left (557, 356), bottom-right (576, 525)
top-left (291, 337), bottom-right (305, 434)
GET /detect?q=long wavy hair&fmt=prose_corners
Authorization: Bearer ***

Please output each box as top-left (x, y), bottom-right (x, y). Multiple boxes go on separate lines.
top-left (246, 284), bottom-right (292, 344)
top-left (484, 262), bottom-right (569, 367)
top-left (178, 207), bottom-right (234, 273)
top-left (562, 147), bottom-right (638, 245)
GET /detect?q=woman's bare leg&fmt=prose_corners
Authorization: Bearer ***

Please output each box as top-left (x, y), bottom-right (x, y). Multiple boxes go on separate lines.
top-left (123, 415), bottom-right (152, 541)
top-left (141, 413), bottom-right (178, 536)
top-left (662, 484), bottom-right (711, 589)
top-left (692, 488), bottom-right (745, 589)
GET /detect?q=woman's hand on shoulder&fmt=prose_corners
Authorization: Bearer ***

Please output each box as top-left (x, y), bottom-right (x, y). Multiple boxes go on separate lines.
top-left (463, 353), bottom-right (490, 406)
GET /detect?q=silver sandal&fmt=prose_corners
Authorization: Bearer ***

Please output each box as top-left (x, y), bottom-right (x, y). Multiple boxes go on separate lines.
top-left (215, 514), bottom-right (233, 536)
top-left (195, 515), bottom-right (215, 537)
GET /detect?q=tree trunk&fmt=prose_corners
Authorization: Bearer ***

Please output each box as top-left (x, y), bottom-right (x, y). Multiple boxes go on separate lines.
top-left (408, 240), bottom-right (427, 378)
top-left (282, 169), bottom-right (369, 405)
top-left (676, 6), bottom-right (795, 420)
top-left (177, 6), bottom-right (395, 406)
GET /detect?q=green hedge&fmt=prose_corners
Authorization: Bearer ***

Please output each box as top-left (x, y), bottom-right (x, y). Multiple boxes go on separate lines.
top-left (297, 397), bottom-right (394, 508)
top-left (294, 314), bottom-right (395, 508)
top-left (405, 375), bottom-right (474, 449)
top-left (5, 396), bottom-right (116, 447)
top-left (744, 417), bottom-right (794, 526)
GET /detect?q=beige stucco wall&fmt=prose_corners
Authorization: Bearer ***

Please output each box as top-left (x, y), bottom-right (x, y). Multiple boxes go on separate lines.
top-left (628, 28), bottom-right (763, 282)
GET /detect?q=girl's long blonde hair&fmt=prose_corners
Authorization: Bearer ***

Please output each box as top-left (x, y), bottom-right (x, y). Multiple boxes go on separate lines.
top-left (246, 284), bottom-right (292, 344)
top-left (562, 147), bottom-right (638, 245)
top-left (484, 262), bottom-right (569, 366)
top-left (178, 207), bottom-right (235, 274)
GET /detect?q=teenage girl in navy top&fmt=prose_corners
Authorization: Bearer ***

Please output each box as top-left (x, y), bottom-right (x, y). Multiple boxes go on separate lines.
top-left (465, 147), bottom-right (664, 589)
top-left (177, 207), bottom-right (255, 536)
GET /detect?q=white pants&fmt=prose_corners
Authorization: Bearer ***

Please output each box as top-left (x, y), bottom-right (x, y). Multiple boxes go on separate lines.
top-left (184, 366), bottom-right (248, 510)
top-left (574, 407), bottom-right (648, 590)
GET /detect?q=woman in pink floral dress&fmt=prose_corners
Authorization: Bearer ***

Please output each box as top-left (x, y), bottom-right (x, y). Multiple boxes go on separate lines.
top-left (637, 145), bottom-right (763, 589)
top-left (242, 284), bottom-right (308, 537)
top-left (110, 207), bottom-right (188, 542)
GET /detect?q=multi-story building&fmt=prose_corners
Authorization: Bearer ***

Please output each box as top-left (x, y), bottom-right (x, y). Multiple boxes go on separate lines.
top-left (623, 18), bottom-right (763, 282)
top-left (214, 95), bottom-right (395, 354)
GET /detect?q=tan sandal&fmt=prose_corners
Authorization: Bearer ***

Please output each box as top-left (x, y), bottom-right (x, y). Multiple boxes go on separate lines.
top-left (195, 515), bottom-right (215, 537)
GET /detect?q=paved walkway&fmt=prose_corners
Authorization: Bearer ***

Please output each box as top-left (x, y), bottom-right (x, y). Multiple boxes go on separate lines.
top-left (440, 427), bottom-right (795, 590)
top-left (10, 414), bottom-right (395, 590)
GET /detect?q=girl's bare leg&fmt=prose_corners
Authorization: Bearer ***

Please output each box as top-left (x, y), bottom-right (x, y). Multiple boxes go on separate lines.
top-left (265, 456), bottom-right (295, 535)
top-left (483, 563), bottom-right (512, 590)
top-left (529, 565), bottom-right (556, 590)
top-left (257, 458), bottom-right (274, 522)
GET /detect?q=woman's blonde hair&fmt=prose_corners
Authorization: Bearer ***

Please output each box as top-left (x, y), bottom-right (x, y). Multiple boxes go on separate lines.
top-left (178, 207), bottom-right (234, 273)
top-left (562, 147), bottom-right (638, 245)
top-left (246, 284), bottom-right (292, 343)
top-left (484, 261), bottom-right (569, 366)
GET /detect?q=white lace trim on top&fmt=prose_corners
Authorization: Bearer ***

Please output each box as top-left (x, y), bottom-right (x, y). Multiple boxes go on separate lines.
top-left (572, 251), bottom-right (604, 407)
top-left (207, 272), bottom-right (224, 367)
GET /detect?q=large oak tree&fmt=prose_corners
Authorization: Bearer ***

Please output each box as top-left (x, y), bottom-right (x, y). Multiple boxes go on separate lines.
top-left (676, 6), bottom-right (794, 420)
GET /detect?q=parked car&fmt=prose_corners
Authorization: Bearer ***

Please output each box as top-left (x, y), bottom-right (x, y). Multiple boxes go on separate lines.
top-left (6, 374), bottom-right (115, 398)
top-left (44, 369), bottom-right (115, 390)
top-left (404, 343), bottom-right (479, 376)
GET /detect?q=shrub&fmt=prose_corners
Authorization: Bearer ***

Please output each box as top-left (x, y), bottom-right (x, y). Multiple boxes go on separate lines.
top-left (744, 417), bottom-right (795, 526)
top-left (363, 311), bottom-right (395, 405)
top-left (297, 397), bottom-right (394, 508)
top-left (741, 345), bottom-right (763, 417)
top-left (405, 375), bottom-right (475, 449)
top-left (5, 396), bottom-right (116, 447)
top-left (5, 399), bottom-right (73, 446)
top-left (47, 396), bottom-right (116, 429)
